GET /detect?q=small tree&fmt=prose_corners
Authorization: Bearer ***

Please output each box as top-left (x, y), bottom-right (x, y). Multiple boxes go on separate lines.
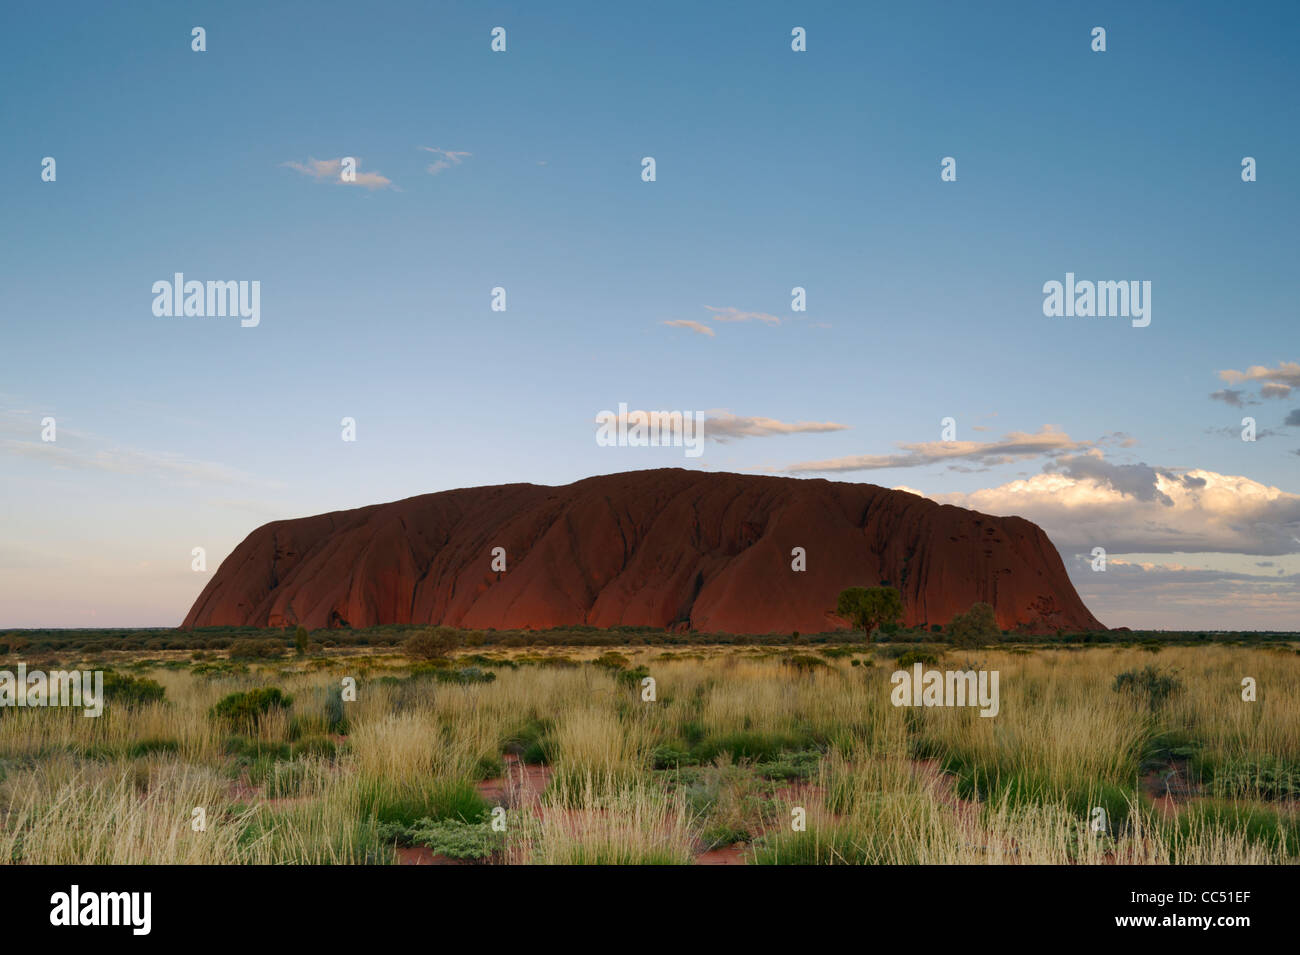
top-left (404, 626), bottom-right (462, 661)
top-left (947, 602), bottom-right (999, 648)
top-left (835, 586), bottom-right (904, 640)
top-left (294, 625), bottom-right (310, 656)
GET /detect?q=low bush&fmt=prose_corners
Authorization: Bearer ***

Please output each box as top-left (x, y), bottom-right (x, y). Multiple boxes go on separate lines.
top-left (101, 671), bottom-right (166, 707)
top-left (212, 687), bottom-right (293, 728)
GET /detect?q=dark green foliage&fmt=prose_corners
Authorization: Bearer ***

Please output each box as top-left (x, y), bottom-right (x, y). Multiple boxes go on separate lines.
top-left (101, 671), bottom-right (166, 707)
top-left (224, 736), bottom-right (292, 764)
top-left (1209, 757), bottom-right (1300, 800)
top-left (291, 735), bottom-right (339, 760)
top-left (192, 661), bottom-right (250, 678)
top-left (835, 586), bottom-right (904, 638)
top-left (946, 759), bottom-right (1137, 831)
top-left (694, 730), bottom-right (818, 763)
top-left (1139, 729), bottom-right (1202, 773)
top-left (1168, 802), bottom-right (1300, 858)
top-left (946, 602), bottom-right (1000, 649)
top-left (227, 638), bottom-right (285, 660)
top-left (1112, 665), bottom-right (1182, 711)
top-left (212, 687), bottom-right (293, 727)
top-left (377, 817), bottom-right (505, 860)
top-left (756, 750), bottom-right (822, 781)
top-left (505, 718), bottom-right (554, 764)
top-left (615, 665), bottom-right (650, 689)
top-left (894, 648), bottom-right (943, 668)
top-left (9, 624), bottom-right (1293, 655)
top-left (126, 737), bottom-right (179, 758)
top-left (435, 666), bottom-right (495, 686)
top-left (458, 654), bottom-right (518, 669)
top-left (651, 743), bottom-right (695, 769)
top-left (361, 779), bottom-right (488, 828)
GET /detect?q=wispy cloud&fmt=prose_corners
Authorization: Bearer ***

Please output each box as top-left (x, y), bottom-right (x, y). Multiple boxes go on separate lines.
top-left (281, 157), bottom-right (393, 190)
top-left (420, 146), bottom-right (472, 175)
top-left (591, 409), bottom-right (847, 442)
top-left (704, 306), bottom-right (781, 326)
top-left (1209, 388), bottom-right (1256, 407)
top-left (0, 408), bottom-right (278, 488)
top-left (704, 412), bottom-right (849, 441)
top-left (661, 319), bottom-right (715, 337)
top-left (784, 426), bottom-right (1086, 473)
top-left (2, 438), bottom-right (268, 486)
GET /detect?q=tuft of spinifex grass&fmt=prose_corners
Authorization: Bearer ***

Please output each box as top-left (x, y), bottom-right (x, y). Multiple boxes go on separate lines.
top-left (508, 770), bottom-right (696, 865)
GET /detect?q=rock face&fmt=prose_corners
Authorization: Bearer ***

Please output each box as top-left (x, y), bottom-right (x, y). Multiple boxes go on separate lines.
top-left (182, 469), bottom-right (1103, 634)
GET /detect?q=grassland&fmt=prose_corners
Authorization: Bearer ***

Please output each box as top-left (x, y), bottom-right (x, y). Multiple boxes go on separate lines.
top-left (0, 638), bottom-right (1296, 864)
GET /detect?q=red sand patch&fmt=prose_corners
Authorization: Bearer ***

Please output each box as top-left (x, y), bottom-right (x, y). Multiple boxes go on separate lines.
top-left (477, 754), bottom-right (552, 807)
top-left (695, 845), bottom-right (748, 865)
top-left (396, 848), bottom-right (466, 866)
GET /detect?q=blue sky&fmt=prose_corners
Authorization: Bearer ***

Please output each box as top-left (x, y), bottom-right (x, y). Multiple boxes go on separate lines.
top-left (2, 0), bottom-right (1297, 629)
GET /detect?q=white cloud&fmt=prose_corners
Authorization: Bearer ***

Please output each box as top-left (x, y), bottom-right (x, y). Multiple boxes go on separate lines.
top-left (911, 467), bottom-right (1300, 556)
top-left (1218, 361), bottom-right (1300, 387)
top-left (281, 157), bottom-right (393, 190)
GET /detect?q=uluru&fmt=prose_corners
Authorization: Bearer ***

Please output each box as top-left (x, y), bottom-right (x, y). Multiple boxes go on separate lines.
top-left (182, 469), bottom-right (1104, 634)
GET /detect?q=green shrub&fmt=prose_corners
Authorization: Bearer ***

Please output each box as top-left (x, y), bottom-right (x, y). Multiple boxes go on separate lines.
top-left (212, 687), bottom-right (293, 727)
top-left (835, 586), bottom-right (904, 638)
top-left (403, 627), bottom-right (461, 661)
top-left (946, 602), bottom-right (999, 649)
top-left (360, 777), bottom-right (488, 828)
top-left (1209, 757), bottom-right (1300, 801)
top-left (785, 654), bottom-right (830, 671)
top-left (1112, 665), bottom-right (1182, 711)
top-left (894, 648), bottom-right (942, 668)
top-left (224, 737), bottom-right (291, 762)
top-left (695, 730), bottom-right (817, 763)
top-left (435, 666), bottom-right (496, 686)
top-left (228, 638), bottom-right (285, 660)
top-left (651, 743), bottom-right (695, 769)
top-left (757, 750), bottom-right (822, 781)
top-left (126, 737), bottom-right (179, 758)
top-left (101, 671), bottom-right (166, 707)
top-left (615, 665), bottom-right (650, 689)
top-left (378, 817), bottom-right (505, 860)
